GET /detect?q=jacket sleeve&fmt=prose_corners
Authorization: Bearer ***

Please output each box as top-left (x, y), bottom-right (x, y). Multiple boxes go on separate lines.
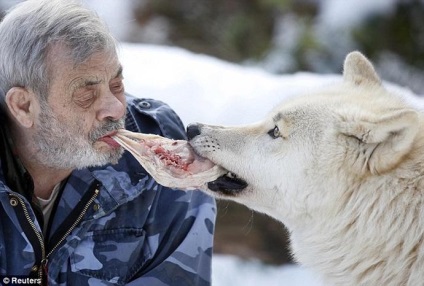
top-left (124, 94), bottom-right (217, 286)
top-left (129, 189), bottom-right (216, 286)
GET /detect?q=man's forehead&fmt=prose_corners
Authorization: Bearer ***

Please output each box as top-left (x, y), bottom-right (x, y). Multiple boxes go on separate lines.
top-left (48, 41), bottom-right (120, 71)
top-left (49, 51), bottom-right (121, 86)
top-left (71, 51), bottom-right (121, 74)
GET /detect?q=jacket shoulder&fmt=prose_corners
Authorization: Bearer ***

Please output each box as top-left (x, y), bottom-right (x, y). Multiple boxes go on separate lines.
top-left (125, 94), bottom-right (187, 140)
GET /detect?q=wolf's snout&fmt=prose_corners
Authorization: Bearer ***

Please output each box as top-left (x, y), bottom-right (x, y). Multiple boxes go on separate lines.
top-left (187, 123), bottom-right (249, 194)
top-left (187, 124), bottom-right (202, 140)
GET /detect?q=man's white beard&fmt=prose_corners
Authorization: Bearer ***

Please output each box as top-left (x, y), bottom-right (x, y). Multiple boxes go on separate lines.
top-left (33, 104), bottom-right (125, 170)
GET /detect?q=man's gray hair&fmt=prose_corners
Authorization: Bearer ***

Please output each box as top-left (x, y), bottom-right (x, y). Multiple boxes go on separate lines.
top-left (0, 0), bottom-right (117, 101)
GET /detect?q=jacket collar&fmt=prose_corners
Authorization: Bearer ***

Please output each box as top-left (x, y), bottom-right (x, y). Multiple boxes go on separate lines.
top-left (47, 152), bottom-right (157, 237)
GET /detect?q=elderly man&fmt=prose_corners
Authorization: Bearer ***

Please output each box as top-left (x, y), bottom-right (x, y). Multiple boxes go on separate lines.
top-left (0, 0), bottom-right (215, 285)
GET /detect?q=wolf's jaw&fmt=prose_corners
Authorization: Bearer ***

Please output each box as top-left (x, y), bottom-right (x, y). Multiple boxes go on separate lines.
top-left (207, 171), bottom-right (248, 195)
top-left (188, 138), bottom-right (248, 194)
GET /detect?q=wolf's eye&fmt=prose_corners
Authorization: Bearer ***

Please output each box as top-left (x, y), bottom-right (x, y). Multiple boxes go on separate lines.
top-left (268, 126), bottom-right (280, 139)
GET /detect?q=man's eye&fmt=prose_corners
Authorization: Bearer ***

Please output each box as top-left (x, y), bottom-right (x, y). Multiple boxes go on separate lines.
top-left (75, 94), bottom-right (95, 108)
top-left (111, 81), bottom-right (124, 94)
top-left (268, 126), bottom-right (280, 139)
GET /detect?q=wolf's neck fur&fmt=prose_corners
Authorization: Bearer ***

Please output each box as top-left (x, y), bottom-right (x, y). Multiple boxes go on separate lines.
top-left (290, 160), bottom-right (424, 286)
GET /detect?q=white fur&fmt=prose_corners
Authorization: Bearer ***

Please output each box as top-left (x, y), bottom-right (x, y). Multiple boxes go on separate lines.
top-left (190, 51), bottom-right (424, 285)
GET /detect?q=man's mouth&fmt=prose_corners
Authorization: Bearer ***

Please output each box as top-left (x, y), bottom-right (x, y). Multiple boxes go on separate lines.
top-left (98, 131), bottom-right (121, 148)
top-left (207, 171), bottom-right (248, 195)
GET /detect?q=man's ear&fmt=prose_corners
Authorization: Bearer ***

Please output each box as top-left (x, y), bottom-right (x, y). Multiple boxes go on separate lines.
top-left (339, 109), bottom-right (419, 175)
top-left (5, 87), bottom-right (37, 128)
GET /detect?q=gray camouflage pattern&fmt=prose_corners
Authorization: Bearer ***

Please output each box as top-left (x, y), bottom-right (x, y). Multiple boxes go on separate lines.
top-left (0, 96), bottom-right (216, 285)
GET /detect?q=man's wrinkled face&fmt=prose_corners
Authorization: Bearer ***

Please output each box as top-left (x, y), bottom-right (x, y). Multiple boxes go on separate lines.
top-left (32, 44), bottom-right (127, 169)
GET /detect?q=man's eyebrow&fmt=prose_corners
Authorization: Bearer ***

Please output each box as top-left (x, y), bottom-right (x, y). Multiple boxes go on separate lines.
top-left (69, 77), bottom-right (101, 91)
top-left (84, 78), bottom-right (102, 86)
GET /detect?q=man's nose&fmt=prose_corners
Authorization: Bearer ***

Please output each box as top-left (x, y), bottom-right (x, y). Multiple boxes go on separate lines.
top-left (97, 91), bottom-right (126, 121)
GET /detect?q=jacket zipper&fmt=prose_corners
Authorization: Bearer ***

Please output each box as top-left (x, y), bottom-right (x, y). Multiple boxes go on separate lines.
top-left (45, 188), bottom-right (99, 257)
top-left (14, 195), bottom-right (46, 279)
top-left (11, 188), bottom-right (100, 283)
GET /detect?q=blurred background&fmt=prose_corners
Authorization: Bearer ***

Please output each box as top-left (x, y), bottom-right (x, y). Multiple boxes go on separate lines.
top-left (1, 0), bottom-right (423, 269)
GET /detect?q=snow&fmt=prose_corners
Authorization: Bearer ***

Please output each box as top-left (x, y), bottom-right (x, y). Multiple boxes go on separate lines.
top-left (119, 42), bottom-right (341, 127)
top-left (212, 255), bottom-right (322, 286)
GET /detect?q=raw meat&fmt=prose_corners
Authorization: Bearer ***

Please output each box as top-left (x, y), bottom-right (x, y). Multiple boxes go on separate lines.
top-left (112, 129), bottom-right (226, 190)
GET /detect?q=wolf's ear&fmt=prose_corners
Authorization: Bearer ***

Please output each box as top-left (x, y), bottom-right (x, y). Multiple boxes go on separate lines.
top-left (339, 109), bottom-right (418, 174)
top-left (343, 51), bottom-right (381, 86)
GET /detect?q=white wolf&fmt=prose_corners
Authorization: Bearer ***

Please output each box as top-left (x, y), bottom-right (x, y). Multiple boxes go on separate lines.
top-left (187, 52), bottom-right (424, 286)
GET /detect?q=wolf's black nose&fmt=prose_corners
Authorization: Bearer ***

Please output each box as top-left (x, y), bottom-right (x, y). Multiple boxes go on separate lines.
top-left (187, 124), bottom-right (201, 140)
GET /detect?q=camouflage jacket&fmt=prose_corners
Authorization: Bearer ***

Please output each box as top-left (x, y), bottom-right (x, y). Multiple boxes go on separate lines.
top-left (0, 95), bottom-right (216, 285)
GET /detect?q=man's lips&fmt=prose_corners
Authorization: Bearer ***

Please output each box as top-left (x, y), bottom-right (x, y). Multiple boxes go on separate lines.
top-left (98, 131), bottom-right (121, 148)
